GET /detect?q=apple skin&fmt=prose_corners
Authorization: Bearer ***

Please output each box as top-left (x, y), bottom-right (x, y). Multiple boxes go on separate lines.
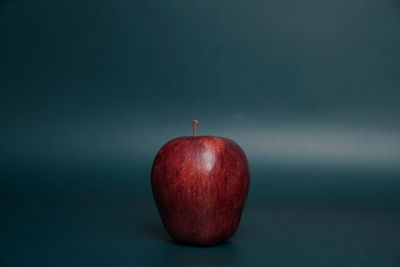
top-left (151, 136), bottom-right (250, 246)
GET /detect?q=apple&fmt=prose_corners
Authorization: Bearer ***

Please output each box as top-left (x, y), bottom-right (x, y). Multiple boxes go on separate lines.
top-left (151, 120), bottom-right (250, 246)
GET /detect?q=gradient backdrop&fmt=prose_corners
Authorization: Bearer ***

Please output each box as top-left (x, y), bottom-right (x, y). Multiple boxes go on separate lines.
top-left (1, 0), bottom-right (400, 266)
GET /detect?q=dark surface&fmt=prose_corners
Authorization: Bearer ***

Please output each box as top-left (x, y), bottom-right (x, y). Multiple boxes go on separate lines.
top-left (1, 167), bottom-right (400, 266)
top-left (1, 0), bottom-right (400, 266)
top-left (2, 197), bottom-right (400, 267)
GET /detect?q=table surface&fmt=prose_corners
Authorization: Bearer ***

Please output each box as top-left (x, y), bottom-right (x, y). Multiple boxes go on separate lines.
top-left (1, 168), bottom-right (400, 267)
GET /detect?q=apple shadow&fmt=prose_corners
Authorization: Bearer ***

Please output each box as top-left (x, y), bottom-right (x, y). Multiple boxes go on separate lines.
top-left (169, 239), bottom-right (232, 248)
top-left (142, 221), bottom-right (170, 242)
top-left (0, 0), bottom-right (11, 11)
top-left (393, 0), bottom-right (400, 20)
top-left (159, 239), bottom-right (243, 267)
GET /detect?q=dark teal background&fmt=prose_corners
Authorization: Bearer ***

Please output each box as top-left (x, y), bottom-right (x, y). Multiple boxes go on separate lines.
top-left (1, 0), bottom-right (400, 266)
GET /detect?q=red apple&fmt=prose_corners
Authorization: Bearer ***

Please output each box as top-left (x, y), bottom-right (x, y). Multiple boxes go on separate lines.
top-left (151, 120), bottom-right (250, 246)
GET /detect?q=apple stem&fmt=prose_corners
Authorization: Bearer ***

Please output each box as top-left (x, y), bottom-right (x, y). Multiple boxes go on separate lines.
top-left (193, 120), bottom-right (198, 137)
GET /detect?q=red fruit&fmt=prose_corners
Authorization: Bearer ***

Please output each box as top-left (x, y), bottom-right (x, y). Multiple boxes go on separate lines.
top-left (151, 120), bottom-right (250, 246)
